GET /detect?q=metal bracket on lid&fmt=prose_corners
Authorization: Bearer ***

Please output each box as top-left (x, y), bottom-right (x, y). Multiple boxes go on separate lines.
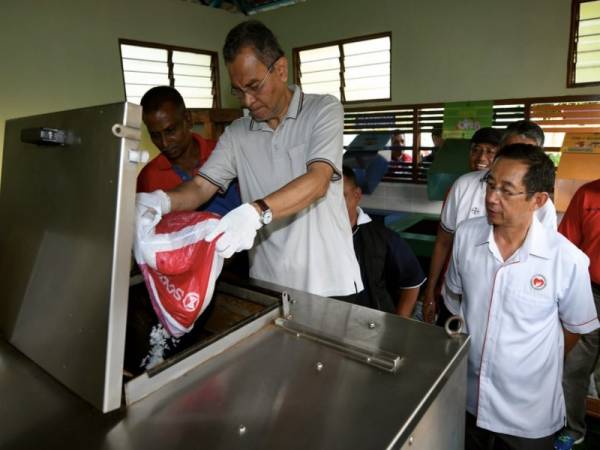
top-left (274, 315), bottom-right (402, 373)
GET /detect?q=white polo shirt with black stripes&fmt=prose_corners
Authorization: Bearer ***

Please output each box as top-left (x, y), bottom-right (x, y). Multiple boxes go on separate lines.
top-left (198, 85), bottom-right (363, 297)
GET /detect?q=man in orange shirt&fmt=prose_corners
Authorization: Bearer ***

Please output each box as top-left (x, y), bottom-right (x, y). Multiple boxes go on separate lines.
top-left (555, 178), bottom-right (600, 450)
top-left (137, 86), bottom-right (240, 216)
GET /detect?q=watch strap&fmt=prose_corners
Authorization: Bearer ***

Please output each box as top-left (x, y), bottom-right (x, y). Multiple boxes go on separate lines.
top-left (255, 198), bottom-right (270, 214)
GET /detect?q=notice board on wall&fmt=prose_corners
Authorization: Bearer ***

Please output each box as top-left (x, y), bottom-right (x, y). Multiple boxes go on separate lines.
top-left (442, 101), bottom-right (493, 139)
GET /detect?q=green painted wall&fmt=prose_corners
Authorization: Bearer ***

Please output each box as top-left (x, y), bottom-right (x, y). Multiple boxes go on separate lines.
top-left (0, 0), bottom-right (240, 177)
top-left (261, 0), bottom-right (598, 105)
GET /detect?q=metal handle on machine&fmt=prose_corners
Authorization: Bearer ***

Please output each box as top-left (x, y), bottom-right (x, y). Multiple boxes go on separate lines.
top-left (444, 315), bottom-right (464, 337)
top-left (20, 127), bottom-right (80, 146)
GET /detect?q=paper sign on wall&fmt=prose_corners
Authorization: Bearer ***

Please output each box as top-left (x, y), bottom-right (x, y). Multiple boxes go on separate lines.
top-left (442, 101), bottom-right (494, 139)
top-left (560, 133), bottom-right (600, 154)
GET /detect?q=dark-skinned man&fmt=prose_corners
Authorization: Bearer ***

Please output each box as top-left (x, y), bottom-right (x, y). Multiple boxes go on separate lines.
top-left (444, 144), bottom-right (598, 449)
top-left (137, 86), bottom-right (240, 216)
top-left (136, 20), bottom-right (362, 298)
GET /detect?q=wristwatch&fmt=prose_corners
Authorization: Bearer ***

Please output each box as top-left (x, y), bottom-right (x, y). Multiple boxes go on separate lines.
top-left (254, 198), bottom-right (273, 225)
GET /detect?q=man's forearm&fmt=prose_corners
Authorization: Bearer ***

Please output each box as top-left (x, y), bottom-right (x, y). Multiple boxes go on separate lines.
top-left (396, 287), bottom-right (420, 318)
top-left (563, 327), bottom-right (580, 354)
top-left (168, 175), bottom-right (219, 212)
top-left (263, 162), bottom-right (333, 220)
top-left (425, 229), bottom-right (454, 295)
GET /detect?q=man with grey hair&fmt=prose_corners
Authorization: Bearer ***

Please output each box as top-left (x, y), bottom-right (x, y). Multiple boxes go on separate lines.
top-left (423, 122), bottom-right (556, 323)
top-left (500, 120), bottom-right (545, 147)
top-left (135, 20), bottom-right (363, 299)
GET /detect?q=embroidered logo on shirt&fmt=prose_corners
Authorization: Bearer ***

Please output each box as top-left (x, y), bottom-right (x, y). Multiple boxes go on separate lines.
top-left (471, 207), bottom-right (480, 215)
top-left (530, 275), bottom-right (546, 290)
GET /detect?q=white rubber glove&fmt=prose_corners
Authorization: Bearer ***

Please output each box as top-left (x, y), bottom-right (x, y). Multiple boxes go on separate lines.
top-left (135, 190), bottom-right (172, 236)
top-left (205, 203), bottom-right (263, 258)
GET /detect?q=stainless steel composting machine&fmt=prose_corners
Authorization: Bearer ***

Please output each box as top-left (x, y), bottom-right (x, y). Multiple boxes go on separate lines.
top-left (0, 103), bottom-right (469, 450)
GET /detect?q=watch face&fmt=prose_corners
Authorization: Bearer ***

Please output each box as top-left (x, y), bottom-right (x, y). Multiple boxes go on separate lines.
top-left (262, 210), bottom-right (273, 224)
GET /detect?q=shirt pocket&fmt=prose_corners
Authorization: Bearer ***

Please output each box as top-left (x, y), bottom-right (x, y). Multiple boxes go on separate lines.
top-left (286, 143), bottom-right (307, 178)
top-left (504, 287), bottom-right (556, 323)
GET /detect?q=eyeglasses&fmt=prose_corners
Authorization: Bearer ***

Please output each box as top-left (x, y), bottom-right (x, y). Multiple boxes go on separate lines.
top-left (230, 58), bottom-right (279, 100)
top-left (483, 172), bottom-right (531, 198)
top-left (484, 179), bottom-right (529, 198)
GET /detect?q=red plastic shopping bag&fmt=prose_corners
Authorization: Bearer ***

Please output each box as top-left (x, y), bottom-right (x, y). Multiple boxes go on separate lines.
top-left (134, 211), bottom-right (223, 338)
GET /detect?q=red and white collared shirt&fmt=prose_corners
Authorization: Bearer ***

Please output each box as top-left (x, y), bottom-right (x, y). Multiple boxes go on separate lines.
top-left (445, 216), bottom-right (599, 439)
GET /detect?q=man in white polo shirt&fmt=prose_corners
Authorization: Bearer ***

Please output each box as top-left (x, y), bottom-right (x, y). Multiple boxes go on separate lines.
top-left (135, 20), bottom-right (362, 298)
top-left (445, 144), bottom-right (598, 449)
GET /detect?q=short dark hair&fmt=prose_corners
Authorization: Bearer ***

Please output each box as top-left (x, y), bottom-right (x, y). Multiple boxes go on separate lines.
top-left (223, 20), bottom-right (284, 67)
top-left (342, 165), bottom-right (358, 187)
top-left (493, 144), bottom-right (555, 197)
top-left (502, 120), bottom-right (545, 147)
top-left (140, 86), bottom-right (186, 115)
top-left (471, 127), bottom-right (502, 147)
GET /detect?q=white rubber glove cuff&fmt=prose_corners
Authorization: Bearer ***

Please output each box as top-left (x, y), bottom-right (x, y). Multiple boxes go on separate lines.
top-left (204, 203), bottom-right (263, 258)
top-left (153, 190), bottom-right (171, 215)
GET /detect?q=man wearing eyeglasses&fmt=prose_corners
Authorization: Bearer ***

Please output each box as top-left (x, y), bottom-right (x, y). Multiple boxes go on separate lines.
top-left (444, 144), bottom-right (598, 449)
top-left (423, 122), bottom-right (557, 324)
top-left (135, 20), bottom-right (363, 298)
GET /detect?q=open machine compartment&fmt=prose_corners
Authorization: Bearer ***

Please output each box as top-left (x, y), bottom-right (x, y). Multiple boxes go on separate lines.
top-left (0, 103), bottom-right (470, 449)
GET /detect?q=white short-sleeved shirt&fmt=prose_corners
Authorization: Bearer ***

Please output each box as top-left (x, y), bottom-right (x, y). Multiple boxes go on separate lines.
top-left (445, 216), bottom-right (599, 438)
top-left (440, 170), bottom-right (557, 233)
top-left (199, 86), bottom-right (363, 297)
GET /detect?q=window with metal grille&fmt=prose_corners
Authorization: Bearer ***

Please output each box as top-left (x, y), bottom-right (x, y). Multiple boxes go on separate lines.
top-left (568, 0), bottom-right (600, 87)
top-left (119, 39), bottom-right (220, 108)
top-left (344, 96), bottom-right (600, 184)
top-left (343, 104), bottom-right (526, 184)
top-left (293, 33), bottom-right (391, 103)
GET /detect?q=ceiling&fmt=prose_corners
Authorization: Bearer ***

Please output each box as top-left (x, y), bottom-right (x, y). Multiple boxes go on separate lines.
top-left (191, 0), bottom-right (305, 15)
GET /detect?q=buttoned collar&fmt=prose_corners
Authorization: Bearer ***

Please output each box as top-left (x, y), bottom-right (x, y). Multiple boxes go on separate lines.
top-left (249, 85), bottom-right (304, 132)
top-left (476, 214), bottom-right (552, 263)
top-left (356, 207), bottom-right (372, 226)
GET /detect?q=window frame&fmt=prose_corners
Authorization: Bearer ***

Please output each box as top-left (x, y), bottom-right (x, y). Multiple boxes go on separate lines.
top-left (292, 32), bottom-right (392, 105)
top-left (567, 0), bottom-right (600, 88)
top-left (118, 38), bottom-right (221, 108)
top-left (345, 94), bottom-right (600, 185)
